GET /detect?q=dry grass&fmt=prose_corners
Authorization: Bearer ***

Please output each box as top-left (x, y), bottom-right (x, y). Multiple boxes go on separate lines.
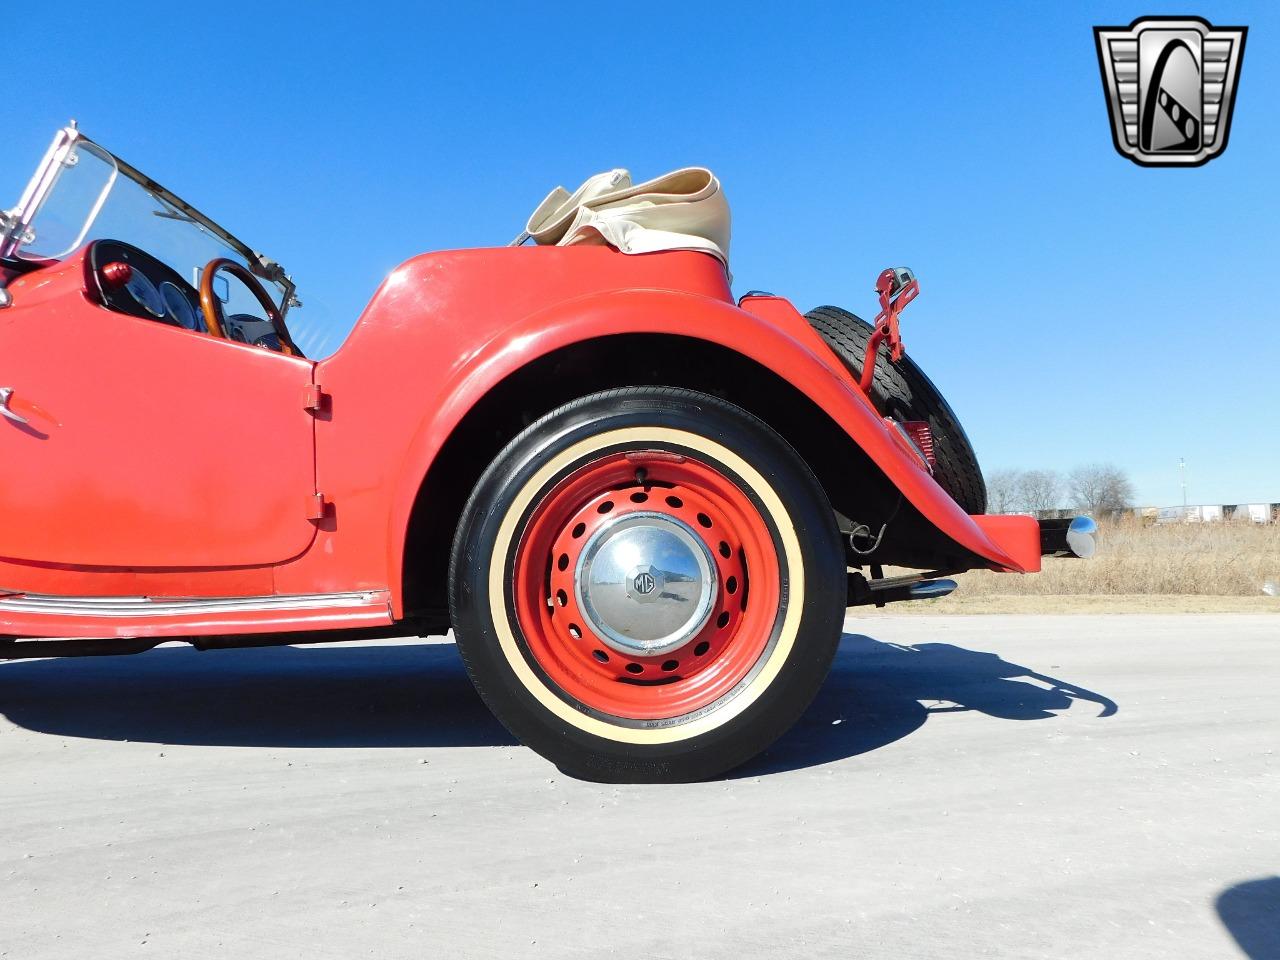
top-left (862, 594), bottom-right (1279, 615)
top-left (964, 516), bottom-right (1278, 596)
top-left (878, 516), bottom-right (1280, 613)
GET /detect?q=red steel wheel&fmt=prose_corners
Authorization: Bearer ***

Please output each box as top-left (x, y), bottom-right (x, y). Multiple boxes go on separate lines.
top-left (449, 387), bottom-right (846, 782)
top-left (512, 451), bottom-right (781, 720)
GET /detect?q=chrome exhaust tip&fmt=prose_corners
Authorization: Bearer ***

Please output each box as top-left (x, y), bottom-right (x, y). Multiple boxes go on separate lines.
top-left (1040, 516), bottom-right (1098, 559)
top-left (908, 578), bottom-right (958, 600)
top-left (847, 572), bottom-right (959, 607)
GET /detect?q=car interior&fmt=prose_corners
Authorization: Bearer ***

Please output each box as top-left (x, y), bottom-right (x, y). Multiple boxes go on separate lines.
top-left (86, 239), bottom-right (296, 354)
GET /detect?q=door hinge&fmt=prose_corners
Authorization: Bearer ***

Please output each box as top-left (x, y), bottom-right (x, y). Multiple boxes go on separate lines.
top-left (303, 384), bottom-right (327, 413)
top-left (307, 493), bottom-right (329, 521)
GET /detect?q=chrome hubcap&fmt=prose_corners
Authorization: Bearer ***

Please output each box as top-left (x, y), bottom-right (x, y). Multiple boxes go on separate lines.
top-left (574, 512), bottom-right (718, 657)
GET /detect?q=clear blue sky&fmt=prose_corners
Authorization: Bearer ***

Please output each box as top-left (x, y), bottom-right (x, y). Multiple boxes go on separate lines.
top-left (5, 1), bottom-right (1276, 507)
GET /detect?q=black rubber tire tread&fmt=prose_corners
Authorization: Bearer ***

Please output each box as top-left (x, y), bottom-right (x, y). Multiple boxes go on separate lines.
top-left (447, 386), bottom-right (845, 783)
top-left (804, 305), bottom-right (987, 515)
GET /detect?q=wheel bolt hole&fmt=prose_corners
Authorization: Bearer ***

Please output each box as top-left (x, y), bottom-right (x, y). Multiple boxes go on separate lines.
top-left (694, 641), bottom-right (710, 656)
top-left (697, 513), bottom-right (713, 528)
top-left (597, 501), bottom-right (614, 514)
top-left (661, 659), bottom-right (679, 672)
top-left (625, 663), bottom-right (643, 675)
top-left (716, 611), bottom-right (730, 628)
top-left (557, 553), bottom-right (569, 571)
top-left (726, 576), bottom-right (737, 595)
top-left (665, 495), bottom-right (683, 509)
top-left (572, 522), bottom-right (586, 539)
top-left (556, 589), bottom-right (568, 607)
top-left (569, 624), bottom-right (582, 640)
top-left (718, 541), bottom-right (731, 558)
top-left (629, 492), bottom-right (648, 503)
top-left (591, 648), bottom-right (608, 662)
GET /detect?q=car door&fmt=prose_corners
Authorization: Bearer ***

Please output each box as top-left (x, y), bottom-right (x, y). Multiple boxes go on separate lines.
top-left (0, 282), bottom-right (317, 570)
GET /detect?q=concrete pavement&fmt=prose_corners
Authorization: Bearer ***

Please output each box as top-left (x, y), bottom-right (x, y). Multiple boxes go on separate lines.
top-left (2, 615), bottom-right (1276, 959)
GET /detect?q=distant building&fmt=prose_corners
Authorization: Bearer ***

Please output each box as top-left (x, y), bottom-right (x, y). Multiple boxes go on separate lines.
top-left (1151, 503), bottom-right (1278, 524)
top-left (1005, 503), bottom-right (1278, 523)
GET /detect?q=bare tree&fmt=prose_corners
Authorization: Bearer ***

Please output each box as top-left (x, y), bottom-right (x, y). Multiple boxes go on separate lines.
top-left (1068, 463), bottom-right (1135, 517)
top-left (985, 469), bottom-right (1023, 514)
top-left (1018, 469), bottom-right (1063, 515)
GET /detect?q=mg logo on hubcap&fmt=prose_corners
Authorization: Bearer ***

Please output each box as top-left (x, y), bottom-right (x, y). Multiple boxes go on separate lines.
top-left (622, 562), bottom-right (666, 604)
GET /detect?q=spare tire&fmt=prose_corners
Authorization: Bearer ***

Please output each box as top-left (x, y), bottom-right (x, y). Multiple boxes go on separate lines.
top-left (805, 305), bottom-right (988, 515)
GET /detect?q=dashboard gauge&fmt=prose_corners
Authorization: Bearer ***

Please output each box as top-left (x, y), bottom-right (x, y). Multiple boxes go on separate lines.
top-left (124, 270), bottom-right (165, 318)
top-left (160, 281), bottom-right (201, 331)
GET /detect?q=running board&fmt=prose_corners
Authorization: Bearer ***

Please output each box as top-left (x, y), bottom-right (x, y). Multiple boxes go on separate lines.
top-left (0, 589), bottom-right (395, 640)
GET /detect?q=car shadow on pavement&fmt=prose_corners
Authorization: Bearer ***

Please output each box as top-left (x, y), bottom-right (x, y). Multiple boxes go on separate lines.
top-left (737, 633), bottom-right (1118, 777)
top-left (1217, 877), bottom-right (1280, 960)
top-left (0, 642), bottom-right (516, 748)
top-left (0, 634), bottom-right (1116, 765)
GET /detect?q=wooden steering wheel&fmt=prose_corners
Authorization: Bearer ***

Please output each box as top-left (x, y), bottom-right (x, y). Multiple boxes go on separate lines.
top-left (198, 258), bottom-right (301, 357)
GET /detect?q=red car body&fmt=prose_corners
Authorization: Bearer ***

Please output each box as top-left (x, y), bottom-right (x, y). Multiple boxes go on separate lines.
top-left (5, 126), bottom-right (1111, 781)
top-left (0, 122), bottom-right (1074, 660)
top-left (0, 240), bottom-right (1041, 642)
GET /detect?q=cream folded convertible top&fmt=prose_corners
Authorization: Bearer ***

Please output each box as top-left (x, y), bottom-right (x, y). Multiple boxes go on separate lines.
top-left (521, 166), bottom-right (730, 268)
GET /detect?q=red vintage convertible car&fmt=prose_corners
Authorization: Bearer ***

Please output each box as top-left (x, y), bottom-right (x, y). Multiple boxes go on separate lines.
top-left (0, 125), bottom-right (1095, 781)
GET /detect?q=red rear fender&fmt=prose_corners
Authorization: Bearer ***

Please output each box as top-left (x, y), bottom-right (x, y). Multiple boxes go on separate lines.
top-left (297, 248), bottom-right (1029, 609)
top-left (422, 291), bottom-right (1030, 573)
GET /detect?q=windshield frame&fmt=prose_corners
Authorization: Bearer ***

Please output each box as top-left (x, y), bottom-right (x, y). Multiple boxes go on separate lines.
top-left (0, 124), bottom-right (296, 317)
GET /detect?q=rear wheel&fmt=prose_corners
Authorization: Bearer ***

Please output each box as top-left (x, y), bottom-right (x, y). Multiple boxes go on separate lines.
top-left (806, 304), bottom-right (988, 514)
top-left (448, 387), bottom-right (845, 782)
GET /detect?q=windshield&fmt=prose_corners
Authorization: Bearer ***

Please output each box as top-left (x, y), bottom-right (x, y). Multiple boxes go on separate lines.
top-left (3, 129), bottom-right (291, 319)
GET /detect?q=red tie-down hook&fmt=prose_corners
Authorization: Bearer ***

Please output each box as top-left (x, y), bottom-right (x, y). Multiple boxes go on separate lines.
top-left (858, 267), bottom-right (920, 394)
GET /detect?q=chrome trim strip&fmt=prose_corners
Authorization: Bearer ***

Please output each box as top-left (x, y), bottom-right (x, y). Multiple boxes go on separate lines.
top-left (0, 590), bottom-right (386, 619)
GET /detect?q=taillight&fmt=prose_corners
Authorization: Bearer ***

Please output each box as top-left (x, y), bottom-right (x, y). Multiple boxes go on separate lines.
top-left (100, 261), bottom-right (133, 288)
top-left (884, 417), bottom-right (936, 472)
top-left (901, 421), bottom-right (936, 468)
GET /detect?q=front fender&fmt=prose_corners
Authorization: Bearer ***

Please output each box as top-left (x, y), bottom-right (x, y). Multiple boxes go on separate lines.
top-left (390, 288), bottom-right (1027, 579)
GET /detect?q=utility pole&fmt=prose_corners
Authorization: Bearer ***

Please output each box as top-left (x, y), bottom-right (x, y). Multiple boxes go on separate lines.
top-left (1179, 458), bottom-right (1188, 517)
